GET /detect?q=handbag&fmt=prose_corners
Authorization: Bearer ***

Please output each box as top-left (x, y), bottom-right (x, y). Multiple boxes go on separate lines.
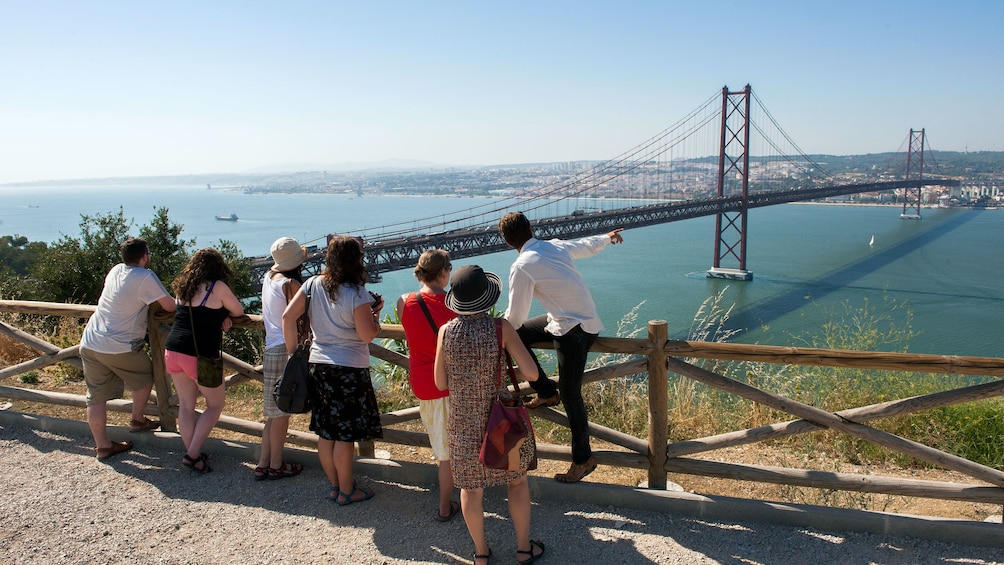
top-left (479, 319), bottom-right (538, 471)
top-left (189, 282), bottom-right (224, 388)
top-left (273, 277), bottom-right (314, 414)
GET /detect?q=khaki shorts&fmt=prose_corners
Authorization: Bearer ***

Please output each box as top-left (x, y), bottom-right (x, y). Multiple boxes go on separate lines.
top-left (80, 346), bottom-right (154, 405)
top-left (419, 396), bottom-right (451, 461)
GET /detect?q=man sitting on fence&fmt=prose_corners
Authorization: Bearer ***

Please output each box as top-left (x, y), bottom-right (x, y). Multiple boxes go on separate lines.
top-left (498, 211), bottom-right (624, 483)
top-left (79, 237), bottom-right (176, 460)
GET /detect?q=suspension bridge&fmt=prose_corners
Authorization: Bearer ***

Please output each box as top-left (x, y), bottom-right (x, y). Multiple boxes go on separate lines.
top-left (249, 85), bottom-right (959, 282)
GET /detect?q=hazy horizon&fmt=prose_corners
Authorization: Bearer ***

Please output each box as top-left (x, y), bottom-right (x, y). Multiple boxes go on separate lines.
top-left (3, 1), bottom-right (1002, 185)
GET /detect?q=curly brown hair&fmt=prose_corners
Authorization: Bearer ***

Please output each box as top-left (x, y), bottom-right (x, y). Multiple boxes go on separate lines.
top-left (321, 236), bottom-right (367, 302)
top-left (171, 248), bottom-right (234, 303)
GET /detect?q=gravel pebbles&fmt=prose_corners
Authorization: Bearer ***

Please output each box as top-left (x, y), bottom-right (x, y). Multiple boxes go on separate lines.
top-left (2, 414), bottom-right (1003, 564)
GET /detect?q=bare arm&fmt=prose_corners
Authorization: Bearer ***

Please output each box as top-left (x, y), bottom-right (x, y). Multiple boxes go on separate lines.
top-left (433, 326), bottom-right (448, 391)
top-left (282, 289), bottom-right (307, 354)
top-left (501, 318), bottom-right (538, 382)
top-left (353, 300), bottom-right (382, 343)
top-left (156, 295), bottom-right (177, 313)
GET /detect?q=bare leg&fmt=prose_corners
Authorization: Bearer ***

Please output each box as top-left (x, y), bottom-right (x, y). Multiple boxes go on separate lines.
top-left (334, 440), bottom-right (356, 494)
top-left (438, 459), bottom-right (456, 517)
top-left (130, 382), bottom-right (154, 422)
top-left (186, 382), bottom-right (225, 458)
top-left (507, 476), bottom-right (533, 555)
top-left (461, 487), bottom-right (489, 561)
top-left (257, 418), bottom-right (274, 469)
top-left (86, 403), bottom-right (111, 449)
top-left (317, 438), bottom-right (338, 495)
top-left (170, 374), bottom-right (198, 451)
top-left (267, 415), bottom-right (291, 468)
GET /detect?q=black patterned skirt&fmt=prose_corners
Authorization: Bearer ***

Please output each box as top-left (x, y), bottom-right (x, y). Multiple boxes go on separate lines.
top-left (308, 363), bottom-right (383, 442)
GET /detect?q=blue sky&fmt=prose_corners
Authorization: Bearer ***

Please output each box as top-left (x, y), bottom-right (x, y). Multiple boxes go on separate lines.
top-left (1, 1), bottom-right (1001, 184)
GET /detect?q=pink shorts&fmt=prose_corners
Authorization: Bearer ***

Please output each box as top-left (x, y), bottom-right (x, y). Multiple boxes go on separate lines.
top-left (164, 350), bottom-right (198, 381)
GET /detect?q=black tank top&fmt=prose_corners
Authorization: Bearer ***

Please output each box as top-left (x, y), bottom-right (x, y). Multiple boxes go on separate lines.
top-left (165, 281), bottom-right (230, 357)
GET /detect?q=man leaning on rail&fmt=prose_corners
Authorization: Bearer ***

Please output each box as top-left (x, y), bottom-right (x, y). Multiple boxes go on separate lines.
top-left (79, 237), bottom-right (176, 460)
top-left (498, 211), bottom-right (624, 483)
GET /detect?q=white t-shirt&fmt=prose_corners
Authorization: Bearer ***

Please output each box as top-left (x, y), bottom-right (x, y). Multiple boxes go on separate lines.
top-left (261, 272), bottom-right (291, 350)
top-left (80, 263), bottom-right (171, 354)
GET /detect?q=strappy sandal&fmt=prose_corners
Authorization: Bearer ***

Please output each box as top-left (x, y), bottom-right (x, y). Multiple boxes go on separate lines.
top-left (335, 486), bottom-right (375, 506)
top-left (96, 440), bottom-right (133, 461)
top-left (253, 466), bottom-right (268, 481)
top-left (516, 540), bottom-right (545, 564)
top-left (434, 500), bottom-right (461, 522)
top-left (555, 457), bottom-right (597, 483)
top-left (182, 453), bottom-right (212, 474)
top-left (473, 548), bottom-right (492, 565)
top-left (267, 461), bottom-right (303, 480)
top-left (328, 485), bottom-right (340, 501)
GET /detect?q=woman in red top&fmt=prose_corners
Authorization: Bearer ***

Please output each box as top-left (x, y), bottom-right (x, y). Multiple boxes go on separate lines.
top-left (396, 249), bottom-right (460, 522)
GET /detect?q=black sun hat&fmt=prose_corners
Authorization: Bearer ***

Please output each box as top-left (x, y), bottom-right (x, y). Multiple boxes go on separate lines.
top-left (445, 265), bottom-right (501, 314)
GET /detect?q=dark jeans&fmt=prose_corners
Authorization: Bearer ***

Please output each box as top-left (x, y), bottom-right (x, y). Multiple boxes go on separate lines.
top-left (517, 315), bottom-right (598, 464)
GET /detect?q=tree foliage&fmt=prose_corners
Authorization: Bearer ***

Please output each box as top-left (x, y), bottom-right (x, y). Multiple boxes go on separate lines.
top-left (20, 207), bottom-right (199, 304)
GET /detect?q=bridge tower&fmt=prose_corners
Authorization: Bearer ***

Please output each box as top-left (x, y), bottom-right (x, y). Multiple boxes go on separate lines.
top-left (900, 128), bottom-right (925, 220)
top-left (707, 84), bottom-right (754, 281)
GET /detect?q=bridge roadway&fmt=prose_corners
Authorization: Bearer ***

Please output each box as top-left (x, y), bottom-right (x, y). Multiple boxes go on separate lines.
top-left (249, 179), bottom-right (960, 283)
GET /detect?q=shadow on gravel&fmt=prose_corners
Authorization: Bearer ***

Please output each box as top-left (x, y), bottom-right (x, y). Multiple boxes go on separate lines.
top-left (6, 413), bottom-right (1004, 563)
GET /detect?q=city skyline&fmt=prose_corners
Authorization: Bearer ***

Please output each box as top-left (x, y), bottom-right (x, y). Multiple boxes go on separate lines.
top-left (2, 1), bottom-right (1002, 185)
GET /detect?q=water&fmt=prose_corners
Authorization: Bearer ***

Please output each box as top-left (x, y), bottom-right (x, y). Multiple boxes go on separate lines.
top-left (2, 184), bottom-right (1001, 358)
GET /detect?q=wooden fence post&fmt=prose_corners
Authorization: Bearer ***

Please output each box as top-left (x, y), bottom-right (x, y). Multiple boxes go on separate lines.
top-left (647, 320), bottom-right (668, 489)
top-left (147, 305), bottom-right (176, 432)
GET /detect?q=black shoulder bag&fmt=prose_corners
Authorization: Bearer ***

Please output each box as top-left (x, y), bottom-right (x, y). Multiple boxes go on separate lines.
top-left (274, 277), bottom-right (314, 414)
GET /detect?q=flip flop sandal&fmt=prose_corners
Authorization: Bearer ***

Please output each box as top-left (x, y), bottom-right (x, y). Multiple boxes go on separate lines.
top-left (434, 500), bottom-right (461, 522)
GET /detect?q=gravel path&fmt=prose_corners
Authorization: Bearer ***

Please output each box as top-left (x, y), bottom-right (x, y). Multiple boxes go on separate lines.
top-left (2, 413), bottom-right (1003, 565)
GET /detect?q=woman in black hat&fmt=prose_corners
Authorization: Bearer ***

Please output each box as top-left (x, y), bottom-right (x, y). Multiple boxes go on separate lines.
top-left (433, 265), bottom-right (546, 565)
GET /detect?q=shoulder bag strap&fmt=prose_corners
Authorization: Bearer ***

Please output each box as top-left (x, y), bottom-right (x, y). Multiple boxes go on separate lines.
top-left (493, 318), bottom-right (519, 393)
top-left (415, 293), bottom-right (439, 334)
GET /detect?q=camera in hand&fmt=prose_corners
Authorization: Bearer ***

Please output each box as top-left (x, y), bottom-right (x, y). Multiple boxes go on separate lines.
top-left (368, 291), bottom-right (383, 310)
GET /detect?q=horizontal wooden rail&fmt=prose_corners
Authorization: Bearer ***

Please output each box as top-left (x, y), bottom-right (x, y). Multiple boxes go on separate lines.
top-left (4, 299), bottom-right (1004, 515)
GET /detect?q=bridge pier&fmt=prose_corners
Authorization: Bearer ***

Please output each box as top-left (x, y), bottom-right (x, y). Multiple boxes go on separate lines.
top-left (707, 267), bottom-right (753, 281)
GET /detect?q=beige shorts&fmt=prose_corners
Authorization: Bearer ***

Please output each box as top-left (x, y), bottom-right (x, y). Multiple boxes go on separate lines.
top-left (80, 346), bottom-right (154, 405)
top-left (419, 396), bottom-right (451, 461)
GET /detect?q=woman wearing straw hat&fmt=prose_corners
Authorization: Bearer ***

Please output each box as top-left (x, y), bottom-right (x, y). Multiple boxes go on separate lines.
top-left (254, 237), bottom-right (308, 481)
top-left (434, 265), bottom-right (546, 565)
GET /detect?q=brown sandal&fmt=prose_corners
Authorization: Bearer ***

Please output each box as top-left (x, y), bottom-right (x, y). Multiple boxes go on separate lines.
top-left (129, 417), bottom-right (160, 432)
top-left (96, 440), bottom-right (133, 460)
top-left (555, 457), bottom-right (596, 483)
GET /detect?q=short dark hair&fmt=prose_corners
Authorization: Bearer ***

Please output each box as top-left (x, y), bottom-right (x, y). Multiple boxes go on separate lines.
top-left (120, 237), bottom-right (149, 265)
top-left (498, 212), bottom-right (533, 250)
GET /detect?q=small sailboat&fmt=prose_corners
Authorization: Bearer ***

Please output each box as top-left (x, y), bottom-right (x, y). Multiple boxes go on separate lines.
top-left (869, 234), bottom-right (875, 246)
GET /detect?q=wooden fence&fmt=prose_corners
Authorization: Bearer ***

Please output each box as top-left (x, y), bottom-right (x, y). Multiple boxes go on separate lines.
top-left (2, 299), bottom-right (1004, 508)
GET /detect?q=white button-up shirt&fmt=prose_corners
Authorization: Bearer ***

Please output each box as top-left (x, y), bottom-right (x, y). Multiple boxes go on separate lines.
top-left (503, 235), bottom-right (610, 336)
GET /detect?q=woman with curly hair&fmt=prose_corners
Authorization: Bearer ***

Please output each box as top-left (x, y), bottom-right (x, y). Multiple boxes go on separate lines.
top-left (164, 248), bottom-right (244, 473)
top-left (282, 235), bottom-right (383, 504)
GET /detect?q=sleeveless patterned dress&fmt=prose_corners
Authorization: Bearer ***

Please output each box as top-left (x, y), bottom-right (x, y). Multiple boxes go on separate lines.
top-left (441, 312), bottom-right (526, 489)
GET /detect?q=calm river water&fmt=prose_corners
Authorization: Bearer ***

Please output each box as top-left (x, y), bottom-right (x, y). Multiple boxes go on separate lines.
top-left (1, 184), bottom-right (1001, 358)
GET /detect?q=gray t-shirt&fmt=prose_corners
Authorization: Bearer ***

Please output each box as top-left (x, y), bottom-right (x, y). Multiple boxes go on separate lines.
top-left (80, 263), bottom-right (171, 354)
top-left (305, 277), bottom-right (373, 368)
